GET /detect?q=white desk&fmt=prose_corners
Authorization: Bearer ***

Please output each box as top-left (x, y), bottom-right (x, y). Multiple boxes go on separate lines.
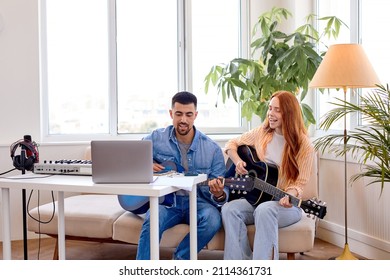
top-left (0, 173), bottom-right (206, 260)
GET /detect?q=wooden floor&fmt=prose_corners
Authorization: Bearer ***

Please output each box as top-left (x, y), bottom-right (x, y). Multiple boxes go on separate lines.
top-left (1, 237), bottom-right (364, 260)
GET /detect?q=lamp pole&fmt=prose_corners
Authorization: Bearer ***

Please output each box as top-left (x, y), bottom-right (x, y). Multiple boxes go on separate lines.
top-left (336, 87), bottom-right (357, 260)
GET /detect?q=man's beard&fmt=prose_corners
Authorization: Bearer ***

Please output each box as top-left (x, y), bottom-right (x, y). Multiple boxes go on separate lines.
top-left (176, 123), bottom-right (192, 136)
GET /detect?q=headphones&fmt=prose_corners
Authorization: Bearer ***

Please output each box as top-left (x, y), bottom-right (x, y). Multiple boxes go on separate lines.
top-left (10, 139), bottom-right (39, 171)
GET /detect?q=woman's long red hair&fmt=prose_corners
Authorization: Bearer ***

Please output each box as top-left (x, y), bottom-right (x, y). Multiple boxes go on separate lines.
top-left (261, 91), bottom-right (307, 181)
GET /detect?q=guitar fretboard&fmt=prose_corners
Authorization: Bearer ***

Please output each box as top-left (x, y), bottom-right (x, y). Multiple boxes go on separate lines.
top-left (253, 177), bottom-right (301, 207)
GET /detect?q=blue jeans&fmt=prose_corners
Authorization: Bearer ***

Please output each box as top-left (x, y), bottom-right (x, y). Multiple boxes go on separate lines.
top-left (221, 199), bottom-right (302, 260)
top-left (136, 195), bottom-right (222, 260)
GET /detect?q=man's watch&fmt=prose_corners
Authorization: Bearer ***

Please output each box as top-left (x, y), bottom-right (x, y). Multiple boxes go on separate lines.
top-left (213, 192), bottom-right (226, 202)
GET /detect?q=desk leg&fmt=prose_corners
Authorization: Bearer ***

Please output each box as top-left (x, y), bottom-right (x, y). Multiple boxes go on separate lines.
top-left (57, 191), bottom-right (66, 260)
top-left (189, 186), bottom-right (197, 260)
top-left (1, 188), bottom-right (11, 260)
top-left (149, 196), bottom-right (159, 260)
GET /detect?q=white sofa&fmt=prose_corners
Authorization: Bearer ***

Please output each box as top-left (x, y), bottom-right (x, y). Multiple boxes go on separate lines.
top-left (27, 148), bottom-right (320, 260)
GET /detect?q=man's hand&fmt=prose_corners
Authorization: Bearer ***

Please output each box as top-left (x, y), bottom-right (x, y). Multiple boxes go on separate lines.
top-left (153, 163), bottom-right (165, 173)
top-left (208, 177), bottom-right (225, 198)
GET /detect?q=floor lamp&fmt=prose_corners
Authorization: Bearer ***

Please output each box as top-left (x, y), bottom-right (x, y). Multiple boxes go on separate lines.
top-left (309, 44), bottom-right (380, 260)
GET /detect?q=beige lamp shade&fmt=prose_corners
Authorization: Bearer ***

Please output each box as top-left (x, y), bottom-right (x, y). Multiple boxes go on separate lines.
top-left (309, 44), bottom-right (380, 89)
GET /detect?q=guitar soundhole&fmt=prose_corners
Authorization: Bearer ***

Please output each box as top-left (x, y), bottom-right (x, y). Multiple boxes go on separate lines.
top-left (248, 169), bottom-right (258, 179)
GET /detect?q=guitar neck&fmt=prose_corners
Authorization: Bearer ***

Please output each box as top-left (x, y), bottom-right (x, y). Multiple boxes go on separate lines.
top-left (197, 177), bottom-right (226, 186)
top-left (252, 177), bottom-right (301, 207)
top-left (198, 176), bottom-right (301, 207)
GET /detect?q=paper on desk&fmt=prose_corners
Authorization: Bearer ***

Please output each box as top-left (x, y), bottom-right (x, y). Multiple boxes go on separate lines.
top-left (152, 175), bottom-right (197, 191)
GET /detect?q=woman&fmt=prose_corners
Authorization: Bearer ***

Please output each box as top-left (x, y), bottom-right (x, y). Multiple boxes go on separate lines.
top-left (212, 90), bottom-right (314, 260)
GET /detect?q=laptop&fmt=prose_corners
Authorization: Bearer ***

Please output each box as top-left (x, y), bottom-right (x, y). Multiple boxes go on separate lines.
top-left (91, 140), bottom-right (154, 184)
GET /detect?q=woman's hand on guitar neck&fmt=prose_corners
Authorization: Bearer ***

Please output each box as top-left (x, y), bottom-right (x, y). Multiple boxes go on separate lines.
top-left (279, 194), bottom-right (293, 208)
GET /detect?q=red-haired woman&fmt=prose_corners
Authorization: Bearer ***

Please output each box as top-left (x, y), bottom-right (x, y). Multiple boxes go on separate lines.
top-left (210, 90), bottom-right (314, 260)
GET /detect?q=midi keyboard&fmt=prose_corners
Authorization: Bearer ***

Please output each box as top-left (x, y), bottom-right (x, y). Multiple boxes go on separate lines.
top-left (33, 160), bottom-right (92, 176)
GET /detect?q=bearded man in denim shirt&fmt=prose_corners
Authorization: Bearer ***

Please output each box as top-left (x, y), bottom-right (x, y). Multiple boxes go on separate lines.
top-left (136, 91), bottom-right (227, 260)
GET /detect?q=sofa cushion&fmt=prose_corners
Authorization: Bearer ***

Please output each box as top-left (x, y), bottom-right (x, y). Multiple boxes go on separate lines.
top-left (112, 211), bottom-right (190, 248)
top-left (27, 194), bottom-right (126, 238)
top-left (278, 213), bottom-right (316, 252)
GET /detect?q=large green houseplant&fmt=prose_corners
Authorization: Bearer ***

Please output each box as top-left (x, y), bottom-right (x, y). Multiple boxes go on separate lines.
top-left (314, 84), bottom-right (390, 192)
top-left (204, 7), bottom-right (346, 126)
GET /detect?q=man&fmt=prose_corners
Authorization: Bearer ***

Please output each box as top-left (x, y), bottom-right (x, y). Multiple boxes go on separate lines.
top-left (136, 91), bottom-right (227, 260)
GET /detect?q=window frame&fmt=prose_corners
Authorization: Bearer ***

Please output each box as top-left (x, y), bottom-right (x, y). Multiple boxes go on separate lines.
top-left (39, 0), bottom-right (251, 143)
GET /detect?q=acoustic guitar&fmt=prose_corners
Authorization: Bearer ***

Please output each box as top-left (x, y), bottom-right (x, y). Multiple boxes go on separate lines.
top-left (225, 145), bottom-right (327, 219)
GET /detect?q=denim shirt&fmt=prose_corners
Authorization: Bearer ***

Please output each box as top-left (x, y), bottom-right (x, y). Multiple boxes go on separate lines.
top-left (143, 125), bottom-right (228, 207)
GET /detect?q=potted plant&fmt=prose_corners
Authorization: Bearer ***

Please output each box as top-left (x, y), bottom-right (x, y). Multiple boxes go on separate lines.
top-left (204, 7), bottom-right (347, 126)
top-left (313, 84), bottom-right (390, 192)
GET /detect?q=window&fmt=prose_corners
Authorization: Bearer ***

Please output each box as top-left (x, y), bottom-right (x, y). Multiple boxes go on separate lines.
top-left (316, 0), bottom-right (388, 131)
top-left (360, 0), bottom-right (390, 125)
top-left (361, 0), bottom-right (390, 85)
top-left (40, 0), bottom-right (247, 141)
top-left (42, 0), bottom-right (110, 135)
top-left (315, 0), bottom-right (351, 131)
top-left (116, 0), bottom-right (178, 134)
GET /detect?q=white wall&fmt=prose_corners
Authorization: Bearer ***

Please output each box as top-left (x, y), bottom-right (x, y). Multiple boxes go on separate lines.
top-left (0, 0), bottom-right (40, 145)
top-left (316, 154), bottom-right (390, 260)
top-left (0, 0), bottom-right (389, 260)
